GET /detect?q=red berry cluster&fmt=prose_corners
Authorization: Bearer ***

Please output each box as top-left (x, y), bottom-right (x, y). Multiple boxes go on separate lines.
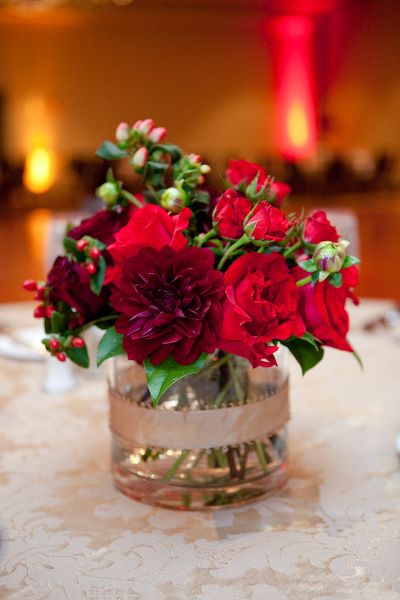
top-left (23, 279), bottom-right (55, 320)
top-left (76, 238), bottom-right (102, 275)
top-left (46, 335), bottom-right (85, 362)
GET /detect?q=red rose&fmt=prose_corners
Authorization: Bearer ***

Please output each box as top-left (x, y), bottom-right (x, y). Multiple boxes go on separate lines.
top-left (110, 245), bottom-right (224, 365)
top-left (68, 206), bottom-right (135, 246)
top-left (292, 265), bottom-right (359, 352)
top-left (47, 256), bottom-right (109, 320)
top-left (244, 201), bottom-right (289, 242)
top-left (213, 189), bottom-right (252, 239)
top-left (106, 204), bottom-right (191, 283)
top-left (304, 210), bottom-right (339, 244)
top-left (269, 181), bottom-right (291, 207)
top-left (218, 252), bottom-right (305, 367)
top-left (226, 159), bottom-right (267, 191)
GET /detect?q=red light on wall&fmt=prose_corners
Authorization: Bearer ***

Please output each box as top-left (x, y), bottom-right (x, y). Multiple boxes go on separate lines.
top-left (269, 16), bottom-right (317, 161)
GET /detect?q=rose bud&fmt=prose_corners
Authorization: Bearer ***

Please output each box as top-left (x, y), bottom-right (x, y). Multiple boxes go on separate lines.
top-left (200, 164), bottom-right (211, 174)
top-left (136, 118), bottom-right (154, 135)
top-left (313, 240), bottom-right (348, 273)
top-left (269, 181), bottom-right (291, 207)
top-left (244, 201), bottom-right (289, 242)
top-left (23, 279), bottom-right (37, 292)
top-left (131, 147), bottom-right (149, 169)
top-left (188, 153), bottom-right (201, 164)
top-left (96, 181), bottom-right (120, 206)
top-left (160, 187), bottom-right (185, 214)
top-left (115, 122), bottom-right (130, 142)
top-left (148, 127), bottom-right (167, 143)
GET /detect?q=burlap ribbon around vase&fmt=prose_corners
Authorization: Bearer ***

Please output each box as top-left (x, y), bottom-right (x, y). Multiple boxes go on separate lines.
top-left (109, 380), bottom-right (290, 451)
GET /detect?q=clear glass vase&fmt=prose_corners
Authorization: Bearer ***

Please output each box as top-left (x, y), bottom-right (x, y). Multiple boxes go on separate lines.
top-left (109, 350), bottom-right (289, 511)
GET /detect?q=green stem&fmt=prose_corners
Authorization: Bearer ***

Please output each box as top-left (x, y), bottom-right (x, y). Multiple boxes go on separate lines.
top-left (254, 441), bottom-right (268, 472)
top-left (164, 449), bottom-right (190, 482)
top-left (217, 234), bottom-right (249, 270)
top-left (202, 353), bottom-right (232, 375)
top-left (75, 314), bottom-right (119, 334)
top-left (196, 228), bottom-right (216, 247)
top-left (121, 190), bottom-right (143, 208)
top-left (283, 239), bottom-right (302, 259)
top-left (228, 358), bottom-right (245, 404)
top-left (213, 380), bottom-right (230, 407)
top-left (296, 275), bottom-right (312, 288)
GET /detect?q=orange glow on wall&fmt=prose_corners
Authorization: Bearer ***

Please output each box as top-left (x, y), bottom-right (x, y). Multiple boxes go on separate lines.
top-left (270, 16), bottom-right (317, 160)
top-left (23, 145), bottom-right (55, 194)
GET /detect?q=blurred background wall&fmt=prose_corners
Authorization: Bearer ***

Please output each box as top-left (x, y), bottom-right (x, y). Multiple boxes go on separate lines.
top-left (0, 0), bottom-right (399, 301)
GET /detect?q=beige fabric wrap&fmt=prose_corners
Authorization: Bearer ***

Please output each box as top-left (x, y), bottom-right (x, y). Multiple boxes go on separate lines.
top-left (109, 380), bottom-right (289, 450)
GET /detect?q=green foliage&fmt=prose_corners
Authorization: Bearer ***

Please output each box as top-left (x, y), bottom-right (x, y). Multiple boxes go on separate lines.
top-left (65, 345), bottom-right (89, 368)
top-left (89, 255), bottom-right (107, 296)
top-left (152, 143), bottom-right (182, 162)
top-left (96, 326), bottom-right (124, 367)
top-left (342, 255), bottom-right (360, 268)
top-left (281, 334), bottom-right (324, 375)
top-left (144, 353), bottom-right (209, 406)
top-left (96, 141), bottom-right (128, 161)
top-left (329, 272), bottom-right (343, 288)
top-left (299, 259), bottom-right (318, 273)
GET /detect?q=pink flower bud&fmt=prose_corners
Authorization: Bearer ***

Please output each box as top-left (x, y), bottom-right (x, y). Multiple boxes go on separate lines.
top-left (115, 122), bottom-right (130, 142)
top-left (132, 147), bottom-right (149, 168)
top-left (133, 119), bottom-right (142, 129)
top-left (148, 127), bottom-right (167, 143)
top-left (136, 119), bottom-right (154, 135)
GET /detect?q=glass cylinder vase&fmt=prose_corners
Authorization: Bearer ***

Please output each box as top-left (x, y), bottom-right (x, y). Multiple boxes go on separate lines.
top-left (109, 350), bottom-right (289, 511)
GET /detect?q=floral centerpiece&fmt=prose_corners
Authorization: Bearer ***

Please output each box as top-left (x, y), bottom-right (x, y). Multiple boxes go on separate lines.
top-left (24, 118), bottom-right (360, 510)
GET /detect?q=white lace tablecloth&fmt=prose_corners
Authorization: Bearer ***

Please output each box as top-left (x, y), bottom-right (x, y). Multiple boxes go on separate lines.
top-left (0, 301), bottom-right (399, 600)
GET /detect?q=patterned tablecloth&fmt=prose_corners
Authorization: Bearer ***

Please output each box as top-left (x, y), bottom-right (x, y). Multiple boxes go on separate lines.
top-left (0, 301), bottom-right (399, 600)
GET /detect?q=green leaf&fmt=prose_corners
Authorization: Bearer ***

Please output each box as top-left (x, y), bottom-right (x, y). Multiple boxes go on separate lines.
top-left (90, 255), bottom-right (107, 295)
top-left (144, 353), bottom-right (209, 406)
top-left (146, 160), bottom-right (169, 174)
top-left (343, 255), bottom-right (360, 268)
top-left (299, 259), bottom-right (317, 273)
top-left (63, 235), bottom-right (77, 255)
top-left (353, 348), bottom-right (363, 369)
top-left (329, 272), bottom-right (343, 288)
top-left (96, 141), bottom-right (128, 161)
top-left (51, 310), bottom-right (67, 334)
top-left (96, 326), bottom-right (124, 367)
top-left (44, 317), bottom-right (52, 334)
top-left (66, 345), bottom-right (89, 369)
top-left (300, 331), bottom-right (321, 351)
top-left (281, 338), bottom-right (324, 375)
top-left (106, 167), bottom-right (116, 183)
top-left (311, 271), bottom-right (320, 285)
top-left (245, 173), bottom-right (262, 200)
top-left (152, 143), bottom-right (182, 162)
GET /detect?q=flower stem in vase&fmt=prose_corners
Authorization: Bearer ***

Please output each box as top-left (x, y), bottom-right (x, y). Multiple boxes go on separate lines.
top-left (164, 449), bottom-right (190, 482)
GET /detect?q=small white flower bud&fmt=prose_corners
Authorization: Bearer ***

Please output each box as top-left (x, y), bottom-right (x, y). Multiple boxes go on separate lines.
top-left (115, 122), bottom-right (130, 142)
top-left (96, 182), bottom-right (119, 205)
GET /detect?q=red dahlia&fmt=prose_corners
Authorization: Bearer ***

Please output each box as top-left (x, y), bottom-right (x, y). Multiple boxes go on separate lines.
top-left (110, 245), bottom-right (225, 365)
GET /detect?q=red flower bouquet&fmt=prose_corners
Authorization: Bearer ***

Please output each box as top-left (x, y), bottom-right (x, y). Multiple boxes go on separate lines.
top-left (24, 118), bottom-right (360, 510)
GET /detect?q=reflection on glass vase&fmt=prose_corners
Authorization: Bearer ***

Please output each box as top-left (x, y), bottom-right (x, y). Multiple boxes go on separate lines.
top-left (109, 349), bottom-right (289, 511)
